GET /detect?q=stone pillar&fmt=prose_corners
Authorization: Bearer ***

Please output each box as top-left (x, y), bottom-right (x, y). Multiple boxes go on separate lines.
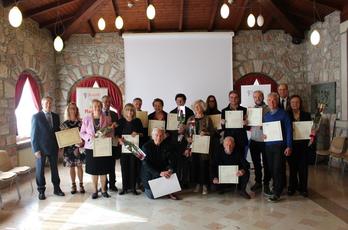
top-left (340, 20), bottom-right (348, 120)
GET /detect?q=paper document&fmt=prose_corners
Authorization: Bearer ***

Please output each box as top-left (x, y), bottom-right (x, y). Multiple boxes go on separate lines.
top-left (148, 173), bottom-right (181, 199)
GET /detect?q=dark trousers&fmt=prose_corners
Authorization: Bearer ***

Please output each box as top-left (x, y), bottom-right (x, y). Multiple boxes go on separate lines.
top-left (217, 170), bottom-right (250, 192)
top-left (266, 144), bottom-right (285, 197)
top-left (107, 146), bottom-right (120, 187)
top-left (250, 140), bottom-right (270, 185)
top-left (36, 153), bottom-right (60, 192)
top-left (288, 143), bottom-right (309, 192)
top-left (120, 154), bottom-right (138, 191)
top-left (192, 153), bottom-right (210, 186)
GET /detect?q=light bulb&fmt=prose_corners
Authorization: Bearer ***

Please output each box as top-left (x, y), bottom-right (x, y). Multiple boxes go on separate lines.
top-left (53, 36), bottom-right (64, 52)
top-left (146, 4), bottom-right (156, 20)
top-left (247, 13), bottom-right (256, 28)
top-left (115, 16), bottom-right (124, 30)
top-left (220, 3), bottom-right (230, 19)
top-left (257, 15), bottom-right (264, 27)
top-left (310, 30), bottom-right (320, 46)
top-left (98, 17), bottom-right (106, 31)
top-left (8, 6), bottom-right (23, 28)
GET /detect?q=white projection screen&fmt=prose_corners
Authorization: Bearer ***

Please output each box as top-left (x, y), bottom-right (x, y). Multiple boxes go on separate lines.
top-left (123, 32), bottom-right (234, 112)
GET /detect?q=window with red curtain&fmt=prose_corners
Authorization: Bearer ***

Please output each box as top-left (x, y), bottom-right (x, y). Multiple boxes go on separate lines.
top-left (15, 72), bottom-right (41, 138)
top-left (70, 76), bottom-right (123, 114)
top-left (234, 73), bottom-right (278, 97)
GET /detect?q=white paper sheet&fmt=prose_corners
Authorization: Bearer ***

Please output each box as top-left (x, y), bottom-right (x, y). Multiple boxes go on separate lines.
top-left (218, 165), bottom-right (239, 184)
top-left (263, 121), bottom-right (283, 142)
top-left (225, 111), bottom-right (243, 128)
top-left (136, 111), bottom-right (148, 128)
top-left (192, 135), bottom-right (210, 154)
top-left (293, 121), bottom-right (313, 140)
top-left (93, 137), bottom-right (112, 157)
top-left (166, 113), bottom-right (179, 131)
top-left (148, 173), bottom-right (182, 199)
top-left (208, 114), bottom-right (222, 130)
top-left (247, 108), bottom-right (262, 126)
top-left (148, 120), bottom-right (166, 136)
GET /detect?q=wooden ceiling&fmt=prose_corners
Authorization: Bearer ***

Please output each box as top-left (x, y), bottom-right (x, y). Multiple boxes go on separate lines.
top-left (2, 0), bottom-right (348, 43)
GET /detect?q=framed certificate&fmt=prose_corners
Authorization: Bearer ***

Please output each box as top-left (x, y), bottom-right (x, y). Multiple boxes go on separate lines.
top-left (263, 121), bottom-right (283, 142)
top-left (208, 114), bottom-right (222, 130)
top-left (192, 135), bottom-right (210, 154)
top-left (122, 135), bottom-right (140, 153)
top-left (148, 173), bottom-right (181, 199)
top-left (166, 113), bottom-right (179, 131)
top-left (136, 111), bottom-right (148, 128)
top-left (247, 108), bottom-right (262, 126)
top-left (225, 111), bottom-right (243, 128)
top-left (148, 120), bottom-right (166, 136)
top-left (93, 137), bottom-right (112, 157)
top-left (55, 127), bottom-right (81, 148)
top-left (219, 165), bottom-right (238, 184)
top-left (293, 121), bottom-right (313, 140)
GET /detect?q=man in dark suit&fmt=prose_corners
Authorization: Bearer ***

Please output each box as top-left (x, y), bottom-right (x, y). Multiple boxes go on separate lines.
top-left (278, 83), bottom-right (290, 111)
top-left (31, 96), bottom-right (65, 200)
top-left (170, 93), bottom-right (194, 124)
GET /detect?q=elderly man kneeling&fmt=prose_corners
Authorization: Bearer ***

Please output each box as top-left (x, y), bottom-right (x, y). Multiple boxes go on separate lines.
top-left (141, 128), bottom-right (178, 200)
top-left (212, 136), bottom-right (251, 199)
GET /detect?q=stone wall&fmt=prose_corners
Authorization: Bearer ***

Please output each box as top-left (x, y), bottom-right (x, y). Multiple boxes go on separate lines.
top-left (306, 11), bottom-right (341, 116)
top-left (55, 33), bottom-right (124, 117)
top-left (0, 5), bottom-right (56, 165)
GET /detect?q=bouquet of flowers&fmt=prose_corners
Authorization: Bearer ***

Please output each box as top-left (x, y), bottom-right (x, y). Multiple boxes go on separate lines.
top-left (123, 140), bottom-right (146, 160)
top-left (309, 103), bottom-right (326, 146)
top-left (95, 123), bottom-right (117, 138)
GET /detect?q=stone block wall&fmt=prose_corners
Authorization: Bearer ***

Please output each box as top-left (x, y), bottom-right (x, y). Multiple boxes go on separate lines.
top-left (0, 5), bottom-right (56, 165)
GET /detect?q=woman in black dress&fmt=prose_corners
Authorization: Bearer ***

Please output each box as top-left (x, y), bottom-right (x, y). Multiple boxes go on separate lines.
top-left (61, 102), bottom-right (85, 194)
top-left (148, 98), bottom-right (167, 125)
top-left (288, 95), bottom-right (312, 197)
top-left (80, 99), bottom-right (113, 199)
top-left (116, 103), bottom-right (144, 195)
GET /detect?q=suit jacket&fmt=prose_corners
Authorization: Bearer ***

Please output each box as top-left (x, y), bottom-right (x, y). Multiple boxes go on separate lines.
top-left (80, 114), bottom-right (112, 150)
top-left (170, 106), bottom-right (194, 124)
top-left (279, 97), bottom-right (291, 111)
top-left (31, 111), bottom-right (60, 155)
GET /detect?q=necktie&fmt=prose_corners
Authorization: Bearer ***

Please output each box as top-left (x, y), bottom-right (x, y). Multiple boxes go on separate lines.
top-left (46, 113), bottom-right (53, 129)
top-left (281, 99), bottom-right (285, 109)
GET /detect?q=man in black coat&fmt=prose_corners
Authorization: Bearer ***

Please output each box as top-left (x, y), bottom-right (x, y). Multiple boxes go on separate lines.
top-left (31, 96), bottom-right (64, 200)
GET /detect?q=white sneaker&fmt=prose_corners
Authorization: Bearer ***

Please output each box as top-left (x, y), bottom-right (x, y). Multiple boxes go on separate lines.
top-left (202, 185), bottom-right (208, 195)
top-left (193, 184), bottom-right (200, 193)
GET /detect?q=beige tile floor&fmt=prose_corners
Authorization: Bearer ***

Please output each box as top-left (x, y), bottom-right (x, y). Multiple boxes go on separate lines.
top-left (0, 162), bottom-right (347, 230)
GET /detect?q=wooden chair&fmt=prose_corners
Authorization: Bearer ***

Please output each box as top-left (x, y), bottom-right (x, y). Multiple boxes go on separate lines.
top-left (0, 172), bottom-right (20, 209)
top-left (316, 136), bottom-right (346, 167)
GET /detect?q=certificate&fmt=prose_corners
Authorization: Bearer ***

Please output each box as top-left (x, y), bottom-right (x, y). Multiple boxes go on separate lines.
top-left (148, 120), bottom-right (166, 136)
top-left (93, 137), bottom-right (112, 157)
top-left (218, 165), bottom-right (239, 184)
top-left (263, 121), bottom-right (283, 142)
top-left (136, 111), bottom-right (148, 128)
top-left (148, 173), bottom-right (181, 199)
top-left (122, 135), bottom-right (139, 153)
top-left (166, 113), bottom-right (179, 131)
top-left (225, 111), bottom-right (243, 128)
top-left (247, 108), bottom-right (262, 126)
top-left (293, 121), bottom-right (313, 140)
top-left (55, 127), bottom-right (81, 148)
top-left (192, 135), bottom-right (210, 154)
top-left (208, 114), bottom-right (222, 130)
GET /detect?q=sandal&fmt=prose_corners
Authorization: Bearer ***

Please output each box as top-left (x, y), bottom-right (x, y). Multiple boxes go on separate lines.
top-left (71, 182), bottom-right (77, 194)
top-left (79, 183), bottom-right (85, 194)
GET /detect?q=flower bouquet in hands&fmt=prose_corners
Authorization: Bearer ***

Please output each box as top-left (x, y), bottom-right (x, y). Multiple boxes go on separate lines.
top-left (95, 122), bottom-right (117, 138)
top-left (123, 140), bottom-right (146, 160)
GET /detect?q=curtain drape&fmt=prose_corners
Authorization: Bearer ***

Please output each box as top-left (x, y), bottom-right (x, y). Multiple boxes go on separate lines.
top-left (15, 73), bottom-right (41, 111)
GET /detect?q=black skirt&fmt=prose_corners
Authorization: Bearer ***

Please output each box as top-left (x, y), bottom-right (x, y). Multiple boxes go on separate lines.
top-left (85, 149), bottom-right (113, 175)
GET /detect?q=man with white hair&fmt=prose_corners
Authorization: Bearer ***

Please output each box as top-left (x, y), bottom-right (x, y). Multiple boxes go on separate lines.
top-left (211, 136), bottom-right (251, 199)
top-left (141, 128), bottom-right (178, 200)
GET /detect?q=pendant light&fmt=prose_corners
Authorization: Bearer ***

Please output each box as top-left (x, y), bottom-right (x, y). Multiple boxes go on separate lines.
top-left (247, 14), bottom-right (256, 28)
top-left (54, 35), bottom-right (64, 52)
top-left (310, 29), bottom-right (320, 46)
top-left (8, 6), bottom-right (23, 28)
top-left (115, 16), bottom-right (124, 30)
top-left (257, 15), bottom-right (264, 27)
top-left (146, 4), bottom-right (156, 20)
top-left (98, 17), bottom-right (106, 31)
top-left (220, 3), bottom-right (230, 19)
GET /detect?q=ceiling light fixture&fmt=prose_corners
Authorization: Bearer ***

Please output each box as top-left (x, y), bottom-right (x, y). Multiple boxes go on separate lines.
top-left (146, 4), bottom-right (156, 20)
top-left (247, 13), bottom-right (255, 28)
top-left (256, 15), bottom-right (264, 27)
top-left (310, 0), bottom-right (321, 46)
top-left (220, 3), bottom-right (230, 19)
top-left (98, 17), bottom-right (106, 31)
top-left (8, 5), bottom-right (23, 28)
top-left (115, 16), bottom-right (124, 30)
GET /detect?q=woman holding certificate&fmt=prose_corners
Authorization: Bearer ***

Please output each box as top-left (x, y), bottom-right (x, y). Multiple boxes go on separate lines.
top-left (148, 98), bottom-right (167, 122)
top-left (61, 102), bottom-right (85, 194)
top-left (288, 95), bottom-right (311, 197)
top-left (116, 103), bottom-right (144, 195)
top-left (80, 99), bottom-right (113, 199)
top-left (188, 100), bottom-right (214, 195)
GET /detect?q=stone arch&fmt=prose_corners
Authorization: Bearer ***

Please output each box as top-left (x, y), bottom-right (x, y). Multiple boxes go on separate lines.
top-left (234, 72), bottom-right (278, 97)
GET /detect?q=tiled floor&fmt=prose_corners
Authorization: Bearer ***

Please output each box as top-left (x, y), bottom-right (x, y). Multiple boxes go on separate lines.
top-left (0, 162), bottom-right (347, 230)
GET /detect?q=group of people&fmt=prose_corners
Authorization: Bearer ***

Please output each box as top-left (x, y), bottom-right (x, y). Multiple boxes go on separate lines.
top-left (31, 83), bottom-right (312, 202)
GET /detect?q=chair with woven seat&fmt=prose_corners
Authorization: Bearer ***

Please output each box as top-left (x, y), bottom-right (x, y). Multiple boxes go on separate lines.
top-left (0, 171), bottom-right (21, 209)
top-left (316, 136), bottom-right (346, 167)
top-left (342, 151), bottom-right (348, 174)
top-left (0, 150), bottom-right (33, 192)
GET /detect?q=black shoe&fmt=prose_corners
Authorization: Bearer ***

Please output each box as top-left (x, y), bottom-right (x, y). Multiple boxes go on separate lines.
top-left (251, 182), bottom-right (262, 192)
top-left (132, 189), bottom-right (140, 195)
top-left (92, 192), bottom-right (98, 199)
top-left (287, 189), bottom-right (296, 196)
top-left (54, 188), bottom-right (65, 196)
top-left (102, 192), bottom-right (111, 198)
top-left (109, 186), bottom-right (118, 192)
top-left (119, 189), bottom-right (127, 195)
top-left (239, 190), bottom-right (251, 199)
top-left (268, 195), bottom-right (280, 202)
top-left (263, 186), bottom-right (273, 197)
top-left (38, 192), bottom-right (46, 200)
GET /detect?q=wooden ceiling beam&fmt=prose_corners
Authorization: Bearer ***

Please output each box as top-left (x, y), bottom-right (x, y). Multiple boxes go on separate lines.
top-left (111, 0), bottom-right (119, 16)
top-left (262, 16), bottom-right (273, 33)
top-left (23, 0), bottom-right (76, 18)
top-left (230, 0), bottom-right (249, 31)
top-left (313, 0), bottom-right (341, 11)
top-left (39, 14), bottom-right (74, 28)
top-left (62, 0), bottom-right (109, 40)
top-left (208, 0), bottom-right (219, 31)
top-left (88, 19), bottom-right (96, 37)
top-left (178, 0), bottom-right (184, 31)
top-left (291, 0), bottom-right (336, 18)
top-left (260, 0), bottom-right (303, 38)
top-left (2, 0), bottom-right (24, 8)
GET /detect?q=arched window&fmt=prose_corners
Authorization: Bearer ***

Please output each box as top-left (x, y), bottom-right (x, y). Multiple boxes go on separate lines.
top-left (15, 72), bottom-right (41, 139)
top-left (69, 76), bottom-right (123, 114)
top-left (234, 73), bottom-right (278, 96)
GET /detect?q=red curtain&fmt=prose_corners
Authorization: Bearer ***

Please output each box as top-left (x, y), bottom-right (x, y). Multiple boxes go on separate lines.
top-left (70, 76), bottom-right (123, 114)
top-left (234, 73), bottom-right (278, 97)
top-left (15, 73), bottom-right (41, 111)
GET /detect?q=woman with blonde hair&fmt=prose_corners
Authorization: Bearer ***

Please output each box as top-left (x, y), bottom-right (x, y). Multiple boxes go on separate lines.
top-left (116, 103), bottom-right (144, 195)
top-left (61, 102), bottom-right (85, 194)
